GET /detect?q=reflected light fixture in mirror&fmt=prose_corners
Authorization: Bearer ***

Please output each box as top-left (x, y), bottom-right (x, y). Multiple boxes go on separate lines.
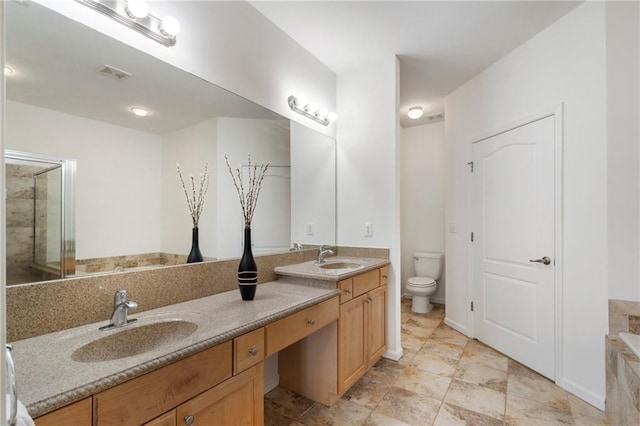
top-left (288, 95), bottom-right (337, 126)
top-left (408, 106), bottom-right (424, 119)
top-left (75, 0), bottom-right (180, 46)
top-left (4, 65), bottom-right (14, 76)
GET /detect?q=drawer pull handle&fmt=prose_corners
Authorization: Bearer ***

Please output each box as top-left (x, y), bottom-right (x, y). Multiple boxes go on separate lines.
top-left (344, 289), bottom-right (352, 294)
top-left (308, 319), bottom-right (316, 325)
top-left (248, 347), bottom-right (258, 356)
top-left (184, 415), bottom-right (195, 425)
top-left (366, 296), bottom-right (373, 303)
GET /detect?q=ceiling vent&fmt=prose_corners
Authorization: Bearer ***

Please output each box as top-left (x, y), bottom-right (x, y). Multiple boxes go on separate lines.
top-left (96, 64), bottom-right (132, 81)
top-left (426, 113), bottom-right (444, 121)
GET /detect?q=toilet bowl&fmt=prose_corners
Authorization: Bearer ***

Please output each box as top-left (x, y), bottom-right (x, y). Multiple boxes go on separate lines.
top-left (406, 252), bottom-right (443, 314)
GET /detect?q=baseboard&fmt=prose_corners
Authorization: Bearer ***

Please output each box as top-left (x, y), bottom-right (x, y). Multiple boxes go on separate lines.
top-left (444, 317), bottom-right (470, 337)
top-left (431, 297), bottom-right (445, 305)
top-left (557, 377), bottom-right (605, 410)
top-left (383, 347), bottom-right (403, 361)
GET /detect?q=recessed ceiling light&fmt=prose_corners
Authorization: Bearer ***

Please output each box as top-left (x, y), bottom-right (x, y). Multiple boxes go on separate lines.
top-left (408, 106), bottom-right (424, 119)
top-left (130, 106), bottom-right (150, 117)
top-left (4, 66), bottom-right (14, 76)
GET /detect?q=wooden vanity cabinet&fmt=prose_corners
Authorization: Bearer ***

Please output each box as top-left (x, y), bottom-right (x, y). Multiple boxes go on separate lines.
top-left (35, 397), bottom-right (92, 426)
top-left (337, 268), bottom-right (387, 395)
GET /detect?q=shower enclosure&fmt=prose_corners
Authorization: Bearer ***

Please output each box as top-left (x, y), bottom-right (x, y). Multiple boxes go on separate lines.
top-left (5, 150), bottom-right (76, 284)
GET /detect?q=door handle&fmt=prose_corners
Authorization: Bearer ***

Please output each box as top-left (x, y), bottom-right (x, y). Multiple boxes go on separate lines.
top-left (529, 256), bottom-right (551, 265)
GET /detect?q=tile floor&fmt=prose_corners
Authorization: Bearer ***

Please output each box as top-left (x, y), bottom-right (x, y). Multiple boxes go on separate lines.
top-left (265, 299), bottom-right (608, 426)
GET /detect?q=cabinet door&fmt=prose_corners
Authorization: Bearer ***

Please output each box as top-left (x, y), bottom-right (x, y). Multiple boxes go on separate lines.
top-left (365, 285), bottom-right (387, 369)
top-left (176, 363), bottom-right (264, 426)
top-left (35, 397), bottom-right (92, 426)
top-left (143, 410), bottom-right (176, 426)
top-left (337, 295), bottom-right (365, 395)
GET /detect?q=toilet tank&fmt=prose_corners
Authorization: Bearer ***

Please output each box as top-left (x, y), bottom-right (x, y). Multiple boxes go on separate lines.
top-left (414, 252), bottom-right (444, 280)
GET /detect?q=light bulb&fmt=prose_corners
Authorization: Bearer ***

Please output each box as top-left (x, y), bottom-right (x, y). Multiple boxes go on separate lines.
top-left (328, 112), bottom-right (338, 123)
top-left (408, 106), bottom-right (424, 119)
top-left (4, 66), bottom-right (14, 76)
top-left (130, 106), bottom-right (150, 117)
top-left (296, 96), bottom-right (308, 109)
top-left (126, 0), bottom-right (149, 19)
top-left (306, 103), bottom-right (319, 114)
top-left (318, 107), bottom-right (329, 119)
top-left (160, 16), bottom-right (181, 37)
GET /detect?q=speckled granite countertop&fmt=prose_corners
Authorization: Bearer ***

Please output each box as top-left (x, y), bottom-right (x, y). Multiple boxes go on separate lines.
top-left (10, 281), bottom-right (340, 418)
top-left (274, 256), bottom-right (390, 281)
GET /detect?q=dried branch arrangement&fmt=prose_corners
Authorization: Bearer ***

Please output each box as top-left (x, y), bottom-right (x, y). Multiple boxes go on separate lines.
top-left (225, 154), bottom-right (270, 228)
top-left (177, 162), bottom-right (210, 227)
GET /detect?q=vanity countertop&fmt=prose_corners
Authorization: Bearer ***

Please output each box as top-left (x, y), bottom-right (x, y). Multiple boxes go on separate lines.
top-left (10, 280), bottom-right (341, 418)
top-left (274, 256), bottom-right (390, 281)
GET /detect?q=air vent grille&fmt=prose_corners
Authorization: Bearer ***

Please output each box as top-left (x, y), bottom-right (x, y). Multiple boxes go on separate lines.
top-left (96, 64), bottom-right (132, 81)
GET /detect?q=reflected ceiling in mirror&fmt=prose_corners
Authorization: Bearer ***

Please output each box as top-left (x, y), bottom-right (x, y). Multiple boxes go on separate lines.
top-left (5, 1), bottom-right (336, 285)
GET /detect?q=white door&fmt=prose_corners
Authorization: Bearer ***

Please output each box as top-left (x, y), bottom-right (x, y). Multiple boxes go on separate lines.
top-left (472, 115), bottom-right (556, 379)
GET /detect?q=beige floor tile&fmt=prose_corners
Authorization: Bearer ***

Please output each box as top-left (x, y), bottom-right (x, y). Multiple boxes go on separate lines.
top-left (343, 368), bottom-right (396, 409)
top-left (265, 406), bottom-right (299, 426)
top-left (567, 394), bottom-right (607, 426)
top-left (455, 358), bottom-right (508, 393)
top-left (404, 315), bottom-right (443, 330)
top-left (418, 339), bottom-right (466, 361)
top-left (363, 411), bottom-right (412, 426)
top-left (394, 365), bottom-right (452, 400)
top-left (401, 321), bottom-right (435, 340)
top-left (507, 360), bottom-right (570, 409)
top-left (461, 340), bottom-right (509, 372)
top-left (433, 403), bottom-right (504, 426)
top-left (411, 351), bottom-right (460, 377)
top-left (265, 387), bottom-right (316, 420)
top-left (429, 325), bottom-right (470, 347)
top-left (505, 393), bottom-right (573, 425)
top-left (402, 333), bottom-right (427, 353)
top-left (299, 399), bottom-right (372, 426)
top-left (375, 386), bottom-right (442, 426)
top-left (443, 379), bottom-right (506, 421)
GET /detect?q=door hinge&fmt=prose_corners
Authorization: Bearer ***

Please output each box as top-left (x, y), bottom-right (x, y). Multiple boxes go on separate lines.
top-left (467, 161), bottom-right (474, 172)
top-left (470, 232), bottom-right (474, 242)
top-left (470, 301), bottom-right (474, 312)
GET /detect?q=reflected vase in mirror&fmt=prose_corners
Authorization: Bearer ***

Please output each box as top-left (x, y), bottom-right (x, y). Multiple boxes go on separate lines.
top-left (187, 227), bottom-right (203, 263)
top-left (238, 227), bottom-right (257, 300)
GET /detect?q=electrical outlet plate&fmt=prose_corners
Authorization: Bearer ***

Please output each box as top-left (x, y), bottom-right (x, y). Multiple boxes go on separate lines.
top-left (365, 222), bottom-right (373, 237)
top-left (306, 223), bottom-right (314, 236)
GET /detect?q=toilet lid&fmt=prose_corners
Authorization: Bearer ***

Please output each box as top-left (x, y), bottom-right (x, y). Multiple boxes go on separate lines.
top-left (408, 277), bottom-right (436, 287)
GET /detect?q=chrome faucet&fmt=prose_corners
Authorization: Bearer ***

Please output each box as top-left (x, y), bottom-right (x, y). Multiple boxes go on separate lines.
top-left (100, 289), bottom-right (138, 330)
top-left (315, 245), bottom-right (334, 264)
top-left (290, 242), bottom-right (303, 252)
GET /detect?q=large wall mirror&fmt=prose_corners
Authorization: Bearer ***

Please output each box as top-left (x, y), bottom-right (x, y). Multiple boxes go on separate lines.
top-left (5, 1), bottom-right (336, 285)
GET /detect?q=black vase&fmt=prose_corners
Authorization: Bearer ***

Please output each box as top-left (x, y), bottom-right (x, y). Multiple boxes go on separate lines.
top-left (187, 227), bottom-right (203, 263)
top-left (238, 227), bottom-right (257, 300)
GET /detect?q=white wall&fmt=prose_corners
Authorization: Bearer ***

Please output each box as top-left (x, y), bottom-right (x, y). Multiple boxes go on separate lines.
top-left (607, 1), bottom-right (640, 302)
top-left (445, 2), bottom-right (607, 408)
top-left (337, 57), bottom-right (402, 360)
top-left (160, 118), bottom-right (218, 258)
top-left (400, 122), bottom-right (446, 302)
top-left (290, 121), bottom-right (336, 246)
top-left (216, 118), bottom-right (290, 259)
top-left (7, 101), bottom-right (161, 259)
top-left (35, 0), bottom-right (337, 139)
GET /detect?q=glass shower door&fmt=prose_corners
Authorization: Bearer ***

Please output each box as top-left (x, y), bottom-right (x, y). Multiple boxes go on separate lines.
top-left (33, 165), bottom-right (62, 274)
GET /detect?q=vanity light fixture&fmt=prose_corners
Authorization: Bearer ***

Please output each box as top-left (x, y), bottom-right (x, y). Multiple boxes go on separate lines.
top-left (408, 106), bottom-right (424, 119)
top-left (288, 95), bottom-right (337, 126)
top-left (75, 0), bottom-right (180, 47)
top-left (130, 106), bottom-right (150, 117)
top-left (4, 65), bottom-right (14, 76)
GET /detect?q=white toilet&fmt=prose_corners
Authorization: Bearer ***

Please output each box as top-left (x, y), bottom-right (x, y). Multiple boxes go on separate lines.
top-left (406, 252), bottom-right (444, 313)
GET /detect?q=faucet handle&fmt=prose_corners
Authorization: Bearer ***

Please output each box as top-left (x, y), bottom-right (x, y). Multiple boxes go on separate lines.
top-left (114, 289), bottom-right (128, 305)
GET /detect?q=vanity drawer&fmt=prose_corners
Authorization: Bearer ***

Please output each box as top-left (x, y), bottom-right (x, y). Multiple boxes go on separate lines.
top-left (338, 278), bottom-right (354, 304)
top-left (93, 341), bottom-right (232, 426)
top-left (353, 269), bottom-right (380, 297)
top-left (380, 266), bottom-right (389, 286)
top-left (234, 327), bottom-right (265, 375)
top-left (265, 297), bottom-right (339, 356)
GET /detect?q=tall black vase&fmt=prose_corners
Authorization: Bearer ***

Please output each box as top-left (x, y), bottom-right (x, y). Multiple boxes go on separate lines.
top-left (187, 227), bottom-right (203, 263)
top-left (238, 227), bottom-right (257, 300)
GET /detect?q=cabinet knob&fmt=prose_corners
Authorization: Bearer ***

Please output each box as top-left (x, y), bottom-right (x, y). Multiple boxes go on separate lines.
top-left (184, 415), bottom-right (195, 425)
top-left (307, 319), bottom-right (316, 325)
top-left (248, 347), bottom-right (258, 356)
